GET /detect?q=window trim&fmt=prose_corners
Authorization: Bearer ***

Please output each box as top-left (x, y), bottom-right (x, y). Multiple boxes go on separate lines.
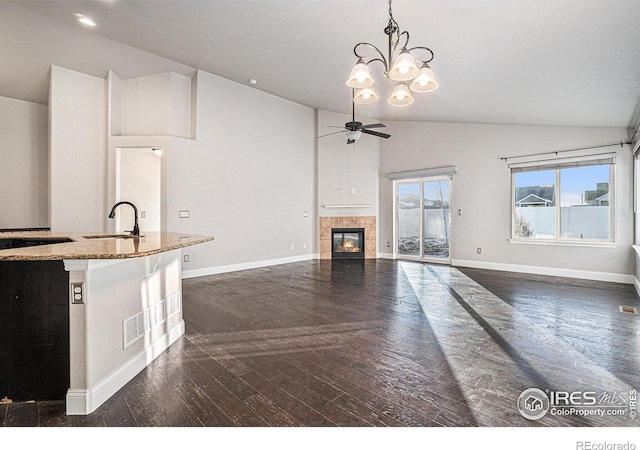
top-left (510, 158), bottom-right (616, 244)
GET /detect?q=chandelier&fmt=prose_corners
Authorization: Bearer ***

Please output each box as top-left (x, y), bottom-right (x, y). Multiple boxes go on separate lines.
top-left (346, 0), bottom-right (439, 107)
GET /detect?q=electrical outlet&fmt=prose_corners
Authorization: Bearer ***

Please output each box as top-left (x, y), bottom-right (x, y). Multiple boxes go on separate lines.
top-left (303, 243), bottom-right (307, 249)
top-left (303, 211), bottom-right (308, 217)
top-left (71, 282), bottom-right (84, 304)
top-left (290, 244), bottom-right (295, 250)
top-left (477, 248), bottom-right (482, 254)
top-left (339, 188), bottom-right (344, 194)
top-left (140, 211), bottom-right (147, 218)
top-left (457, 209), bottom-right (462, 216)
top-left (184, 254), bottom-right (190, 262)
top-left (351, 188), bottom-right (356, 194)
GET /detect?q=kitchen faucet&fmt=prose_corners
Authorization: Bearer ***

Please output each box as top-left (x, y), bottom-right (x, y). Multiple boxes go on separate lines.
top-left (108, 201), bottom-right (140, 236)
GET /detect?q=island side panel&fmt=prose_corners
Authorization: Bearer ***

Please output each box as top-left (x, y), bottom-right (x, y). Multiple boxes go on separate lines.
top-left (66, 249), bottom-right (184, 415)
top-left (0, 260), bottom-right (69, 402)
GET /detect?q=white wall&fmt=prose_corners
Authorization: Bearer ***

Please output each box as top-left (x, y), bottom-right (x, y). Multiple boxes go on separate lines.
top-left (0, 96), bottom-right (48, 228)
top-left (49, 66), bottom-right (107, 232)
top-left (317, 109), bottom-right (379, 218)
top-left (379, 121), bottom-right (634, 280)
top-left (167, 71), bottom-right (317, 273)
top-left (120, 73), bottom-right (191, 138)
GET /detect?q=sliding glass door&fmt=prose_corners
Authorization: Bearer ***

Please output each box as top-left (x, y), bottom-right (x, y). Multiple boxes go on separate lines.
top-left (397, 182), bottom-right (421, 256)
top-left (395, 176), bottom-right (451, 263)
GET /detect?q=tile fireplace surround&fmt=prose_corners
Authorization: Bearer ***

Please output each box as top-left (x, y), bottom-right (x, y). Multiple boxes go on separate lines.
top-left (320, 216), bottom-right (376, 260)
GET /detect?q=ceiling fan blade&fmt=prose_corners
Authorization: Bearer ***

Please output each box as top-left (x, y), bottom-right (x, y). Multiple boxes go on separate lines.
top-left (316, 130), bottom-right (346, 139)
top-left (362, 123), bottom-right (386, 129)
top-left (327, 125), bottom-right (347, 128)
top-left (362, 129), bottom-right (391, 139)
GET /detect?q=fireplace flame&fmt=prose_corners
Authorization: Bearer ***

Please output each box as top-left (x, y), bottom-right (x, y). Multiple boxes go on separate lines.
top-left (339, 240), bottom-right (361, 252)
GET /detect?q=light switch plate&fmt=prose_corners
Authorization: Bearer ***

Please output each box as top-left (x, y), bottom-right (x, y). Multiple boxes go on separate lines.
top-left (179, 210), bottom-right (189, 218)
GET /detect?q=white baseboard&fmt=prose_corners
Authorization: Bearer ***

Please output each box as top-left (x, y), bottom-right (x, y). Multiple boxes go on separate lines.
top-left (451, 259), bottom-right (634, 285)
top-left (182, 253), bottom-right (319, 279)
top-left (377, 252), bottom-right (394, 259)
top-left (66, 320), bottom-right (185, 415)
top-left (634, 277), bottom-right (640, 297)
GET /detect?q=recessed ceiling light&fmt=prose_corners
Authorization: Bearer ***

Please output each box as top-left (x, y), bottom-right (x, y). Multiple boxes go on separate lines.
top-left (74, 13), bottom-right (96, 27)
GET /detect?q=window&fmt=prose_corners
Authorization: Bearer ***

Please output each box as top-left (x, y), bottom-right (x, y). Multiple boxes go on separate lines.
top-left (511, 157), bottom-right (614, 242)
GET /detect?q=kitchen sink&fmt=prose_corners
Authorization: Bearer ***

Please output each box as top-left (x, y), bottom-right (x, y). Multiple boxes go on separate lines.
top-left (0, 237), bottom-right (75, 249)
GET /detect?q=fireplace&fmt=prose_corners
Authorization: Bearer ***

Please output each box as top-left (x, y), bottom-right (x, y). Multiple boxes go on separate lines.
top-left (320, 216), bottom-right (376, 260)
top-left (332, 228), bottom-right (365, 260)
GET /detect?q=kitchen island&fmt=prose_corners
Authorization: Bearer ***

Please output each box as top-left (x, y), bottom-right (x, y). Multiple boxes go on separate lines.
top-left (0, 231), bottom-right (214, 415)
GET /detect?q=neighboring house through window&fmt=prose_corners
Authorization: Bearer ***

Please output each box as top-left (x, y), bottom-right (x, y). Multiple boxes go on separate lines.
top-left (511, 156), bottom-right (615, 242)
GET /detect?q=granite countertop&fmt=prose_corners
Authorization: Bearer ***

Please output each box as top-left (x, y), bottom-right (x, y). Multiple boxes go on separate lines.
top-left (0, 231), bottom-right (215, 261)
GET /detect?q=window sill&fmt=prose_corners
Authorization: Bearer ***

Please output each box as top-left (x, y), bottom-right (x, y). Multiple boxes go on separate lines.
top-left (508, 239), bottom-right (617, 249)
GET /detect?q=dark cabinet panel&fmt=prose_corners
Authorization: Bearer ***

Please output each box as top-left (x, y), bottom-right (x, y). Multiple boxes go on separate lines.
top-left (0, 261), bottom-right (69, 401)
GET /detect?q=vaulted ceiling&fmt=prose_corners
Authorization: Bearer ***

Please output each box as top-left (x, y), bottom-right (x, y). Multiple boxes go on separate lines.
top-left (5, 0), bottom-right (640, 128)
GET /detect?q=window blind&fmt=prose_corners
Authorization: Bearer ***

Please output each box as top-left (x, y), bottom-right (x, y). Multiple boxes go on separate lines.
top-left (386, 165), bottom-right (457, 181)
top-left (509, 154), bottom-right (615, 173)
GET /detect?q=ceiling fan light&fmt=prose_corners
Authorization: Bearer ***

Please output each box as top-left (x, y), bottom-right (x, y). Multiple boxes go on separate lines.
top-left (389, 49), bottom-right (419, 81)
top-left (346, 59), bottom-right (374, 88)
top-left (345, 130), bottom-right (363, 141)
top-left (354, 86), bottom-right (379, 104)
top-left (410, 64), bottom-right (439, 93)
top-left (388, 83), bottom-right (414, 106)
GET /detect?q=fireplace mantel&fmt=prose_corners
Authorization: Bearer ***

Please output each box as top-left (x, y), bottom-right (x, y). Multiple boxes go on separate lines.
top-left (322, 204), bottom-right (373, 208)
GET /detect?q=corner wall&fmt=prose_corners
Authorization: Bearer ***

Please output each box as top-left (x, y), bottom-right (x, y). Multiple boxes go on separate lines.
top-left (379, 121), bottom-right (634, 282)
top-left (49, 66), bottom-right (107, 232)
top-left (0, 96), bottom-right (47, 228)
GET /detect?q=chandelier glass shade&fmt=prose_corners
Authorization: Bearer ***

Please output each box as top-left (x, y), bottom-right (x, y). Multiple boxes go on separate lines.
top-left (347, 59), bottom-right (374, 88)
top-left (354, 86), bottom-right (379, 104)
top-left (388, 83), bottom-right (413, 107)
top-left (409, 63), bottom-right (439, 93)
top-left (346, 0), bottom-right (438, 106)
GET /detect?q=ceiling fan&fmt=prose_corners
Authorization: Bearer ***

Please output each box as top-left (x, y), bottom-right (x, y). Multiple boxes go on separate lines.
top-left (318, 96), bottom-right (391, 144)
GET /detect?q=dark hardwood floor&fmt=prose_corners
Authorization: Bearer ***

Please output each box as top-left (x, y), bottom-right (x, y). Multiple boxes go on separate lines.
top-left (2, 259), bottom-right (639, 427)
